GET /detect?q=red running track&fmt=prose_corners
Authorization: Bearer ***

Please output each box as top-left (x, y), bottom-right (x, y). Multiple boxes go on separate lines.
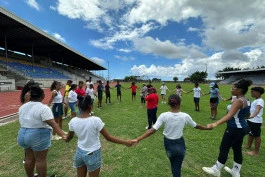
top-left (0, 88), bottom-right (51, 118)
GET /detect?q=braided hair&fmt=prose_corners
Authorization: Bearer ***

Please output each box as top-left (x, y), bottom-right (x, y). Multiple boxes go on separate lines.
top-left (167, 94), bottom-right (181, 108)
top-left (78, 95), bottom-right (93, 111)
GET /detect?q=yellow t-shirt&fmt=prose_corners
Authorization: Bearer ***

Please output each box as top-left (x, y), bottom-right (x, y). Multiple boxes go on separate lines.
top-left (65, 85), bottom-right (71, 97)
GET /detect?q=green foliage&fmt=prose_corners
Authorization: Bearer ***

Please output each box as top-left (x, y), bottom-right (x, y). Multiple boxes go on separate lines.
top-left (173, 76), bottom-right (178, 82)
top-left (0, 83), bottom-right (264, 177)
top-left (189, 71), bottom-right (208, 83)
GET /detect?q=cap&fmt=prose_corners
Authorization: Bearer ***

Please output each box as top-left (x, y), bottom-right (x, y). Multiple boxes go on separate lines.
top-left (209, 82), bottom-right (215, 87)
top-left (251, 87), bottom-right (264, 94)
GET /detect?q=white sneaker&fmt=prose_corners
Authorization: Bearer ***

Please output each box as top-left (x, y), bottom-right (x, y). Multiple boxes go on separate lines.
top-left (55, 135), bottom-right (62, 140)
top-left (224, 166), bottom-right (240, 177)
top-left (51, 135), bottom-right (57, 140)
top-left (202, 167), bottom-right (220, 177)
top-left (63, 130), bottom-right (68, 134)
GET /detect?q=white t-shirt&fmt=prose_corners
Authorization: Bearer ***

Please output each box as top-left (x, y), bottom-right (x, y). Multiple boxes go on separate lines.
top-left (68, 90), bottom-right (78, 103)
top-left (86, 88), bottom-right (95, 99)
top-left (86, 81), bottom-right (94, 88)
top-left (160, 85), bottom-right (168, 94)
top-left (193, 87), bottom-right (201, 98)
top-left (19, 101), bottom-right (54, 129)
top-left (176, 88), bottom-right (183, 96)
top-left (153, 112), bottom-right (197, 139)
top-left (68, 116), bottom-right (105, 152)
top-left (249, 98), bottom-right (264, 123)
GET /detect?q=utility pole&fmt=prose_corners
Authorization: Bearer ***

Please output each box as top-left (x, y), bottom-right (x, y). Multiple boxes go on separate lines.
top-left (107, 61), bottom-right (110, 81)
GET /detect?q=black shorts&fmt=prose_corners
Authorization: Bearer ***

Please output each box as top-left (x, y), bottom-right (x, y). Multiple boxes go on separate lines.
top-left (210, 97), bottom-right (219, 103)
top-left (194, 97), bottom-right (200, 103)
top-left (247, 120), bottom-right (262, 137)
top-left (132, 92), bottom-right (136, 96)
top-left (117, 90), bottom-right (121, 96)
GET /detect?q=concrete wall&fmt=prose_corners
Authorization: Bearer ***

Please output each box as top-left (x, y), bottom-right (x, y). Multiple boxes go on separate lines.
top-left (0, 79), bottom-right (15, 91)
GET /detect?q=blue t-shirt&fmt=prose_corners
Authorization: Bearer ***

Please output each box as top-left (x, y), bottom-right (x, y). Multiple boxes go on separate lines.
top-left (210, 88), bottom-right (219, 98)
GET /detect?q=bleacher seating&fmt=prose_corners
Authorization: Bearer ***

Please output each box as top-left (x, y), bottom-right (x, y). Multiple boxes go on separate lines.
top-left (0, 58), bottom-right (70, 79)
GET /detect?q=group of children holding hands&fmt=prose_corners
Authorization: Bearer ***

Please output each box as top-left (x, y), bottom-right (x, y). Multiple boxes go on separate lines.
top-left (17, 79), bottom-right (264, 177)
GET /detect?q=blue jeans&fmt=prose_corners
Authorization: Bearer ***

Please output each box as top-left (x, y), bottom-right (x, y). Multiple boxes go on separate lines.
top-left (74, 147), bottom-right (102, 172)
top-left (17, 128), bottom-right (52, 151)
top-left (164, 136), bottom-right (186, 177)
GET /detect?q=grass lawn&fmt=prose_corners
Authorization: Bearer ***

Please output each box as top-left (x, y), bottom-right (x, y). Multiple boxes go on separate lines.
top-left (0, 82), bottom-right (264, 177)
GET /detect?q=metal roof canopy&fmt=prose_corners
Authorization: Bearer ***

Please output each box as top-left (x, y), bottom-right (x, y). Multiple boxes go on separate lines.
top-left (0, 6), bottom-right (106, 71)
top-left (216, 68), bottom-right (265, 74)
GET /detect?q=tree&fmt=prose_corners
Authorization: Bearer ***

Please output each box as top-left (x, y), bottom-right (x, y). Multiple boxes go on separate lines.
top-left (173, 77), bottom-right (178, 82)
top-left (189, 71), bottom-right (208, 83)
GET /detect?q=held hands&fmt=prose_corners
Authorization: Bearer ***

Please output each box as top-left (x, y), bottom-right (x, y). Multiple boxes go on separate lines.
top-left (206, 122), bottom-right (218, 129)
top-left (123, 139), bottom-right (139, 147)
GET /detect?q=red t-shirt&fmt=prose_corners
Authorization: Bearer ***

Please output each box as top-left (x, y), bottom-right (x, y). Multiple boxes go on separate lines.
top-left (130, 85), bottom-right (138, 93)
top-left (75, 88), bottom-right (86, 96)
top-left (145, 93), bottom-right (159, 109)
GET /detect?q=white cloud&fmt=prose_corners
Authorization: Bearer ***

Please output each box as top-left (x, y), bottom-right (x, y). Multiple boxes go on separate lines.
top-left (118, 48), bottom-right (132, 53)
top-left (133, 36), bottom-right (207, 59)
top-left (188, 27), bottom-right (200, 32)
top-left (53, 33), bottom-right (66, 43)
top-left (114, 55), bottom-right (135, 61)
top-left (131, 49), bottom-right (265, 80)
top-left (91, 57), bottom-right (105, 65)
top-left (26, 0), bottom-right (40, 11)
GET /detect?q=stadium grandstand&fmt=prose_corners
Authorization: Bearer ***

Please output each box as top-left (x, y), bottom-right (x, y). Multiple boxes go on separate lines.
top-left (0, 6), bottom-right (106, 90)
top-left (217, 68), bottom-right (265, 85)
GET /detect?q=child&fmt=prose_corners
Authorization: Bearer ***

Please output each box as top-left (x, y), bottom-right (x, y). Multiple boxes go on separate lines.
top-left (67, 84), bottom-right (78, 119)
top-left (204, 82), bottom-right (221, 120)
top-left (48, 81), bottom-right (65, 140)
top-left (160, 82), bottom-right (169, 103)
top-left (175, 84), bottom-right (187, 97)
top-left (105, 81), bottom-right (111, 104)
top-left (97, 80), bottom-right (103, 108)
top-left (145, 87), bottom-right (159, 129)
top-left (129, 82), bottom-right (138, 101)
top-left (186, 82), bottom-right (204, 111)
top-left (133, 94), bottom-right (211, 177)
top-left (245, 87), bottom-right (264, 156)
top-left (66, 95), bottom-right (132, 177)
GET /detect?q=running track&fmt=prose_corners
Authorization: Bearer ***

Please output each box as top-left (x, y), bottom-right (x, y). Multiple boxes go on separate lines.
top-left (0, 83), bottom-right (116, 118)
top-left (0, 88), bottom-right (51, 118)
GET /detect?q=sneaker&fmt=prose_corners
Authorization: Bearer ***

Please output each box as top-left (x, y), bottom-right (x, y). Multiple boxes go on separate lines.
top-left (22, 159), bottom-right (25, 164)
top-left (202, 167), bottom-right (220, 177)
top-left (51, 135), bottom-right (57, 140)
top-left (34, 174), bottom-right (38, 177)
top-left (145, 126), bottom-right (149, 130)
top-left (224, 166), bottom-right (240, 177)
top-left (55, 135), bottom-right (62, 140)
top-left (63, 130), bottom-right (68, 134)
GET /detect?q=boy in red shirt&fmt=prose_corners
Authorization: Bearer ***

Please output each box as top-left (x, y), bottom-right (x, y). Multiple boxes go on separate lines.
top-left (75, 81), bottom-right (86, 97)
top-left (129, 82), bottom-right (138, 101)
top-left (145, 87), bottom-right (159, 129)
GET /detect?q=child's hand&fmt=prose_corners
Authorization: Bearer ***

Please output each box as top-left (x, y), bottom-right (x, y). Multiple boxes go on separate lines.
top-left (131, 139), bottom-right (138, 147)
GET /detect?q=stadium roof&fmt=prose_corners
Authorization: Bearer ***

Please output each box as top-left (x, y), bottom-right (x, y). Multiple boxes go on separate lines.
top-left (0, 6), bottom-right (106, 70)
top-left (216, 68), bottom-right (265, 74)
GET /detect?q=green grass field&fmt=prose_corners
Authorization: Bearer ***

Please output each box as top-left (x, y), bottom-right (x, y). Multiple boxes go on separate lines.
top-left (0, 82), bottom-right (264, 177)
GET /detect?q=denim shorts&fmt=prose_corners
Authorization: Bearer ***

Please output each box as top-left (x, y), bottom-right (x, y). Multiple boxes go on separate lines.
top-left (52, 103), bottom-right (63, 118)
top-left (17, 128), bottom-right (52, 151)
top-left (68, 102), bottom-right (77, 112)
top-left (73, 147), bottom-right (102, 172)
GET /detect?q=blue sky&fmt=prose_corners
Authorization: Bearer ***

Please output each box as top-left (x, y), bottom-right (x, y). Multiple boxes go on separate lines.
top-left (1, 0), bottom-right (265, 81)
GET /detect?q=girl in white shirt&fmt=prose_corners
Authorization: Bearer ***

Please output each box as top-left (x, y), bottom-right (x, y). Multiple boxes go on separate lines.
top-left (186, 82), bottom-right (204, 111)
top-left (245, 87), bottom-right (264, 156)
top-left (67, 84), bottom-right (78, 119)
top-left (66, 95), bottom-right (132, 177)
top-left (133, 94), bottom-right (211, 177)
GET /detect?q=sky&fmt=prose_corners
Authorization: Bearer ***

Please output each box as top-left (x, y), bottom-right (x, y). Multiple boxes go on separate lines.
top-left (0, 0), bottom-right (265, 81)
